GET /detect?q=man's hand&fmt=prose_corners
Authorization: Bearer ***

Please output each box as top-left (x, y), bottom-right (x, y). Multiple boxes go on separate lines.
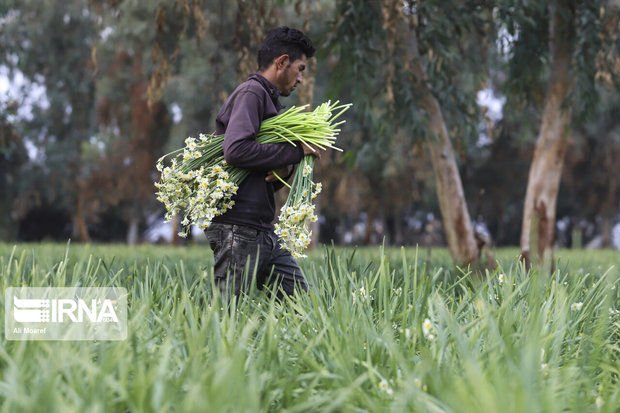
top-left (303, 143), bottom-right (323, 159)
top-left (265, 165), bottom-right (293, 183)
top-left (266, 144), bottom-right (323, 183)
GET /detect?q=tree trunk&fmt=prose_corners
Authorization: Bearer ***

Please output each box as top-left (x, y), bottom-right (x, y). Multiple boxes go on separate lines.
top-left (364, 207), bottom-right (376, 245)
top-left (378, 0), bottom-right (481, 264)
top-left (408, 56), bottom-right (479, 264)
top-left (126, 204), bottom-right (142, 245)
top-left (599, 150), bottom-right (617, 249)
top-left (520, 3), bottom-right (574, 266)
top-left (127, 215), bottom-right (139, 245)
top-left (73, 191), bottom-right (90, 243)
top-left (424, 102), bottom-right (480, 264)
top-left (601, 217), bottom-right (612, 249)
top-left (170, 213), bottom-right (180, 246)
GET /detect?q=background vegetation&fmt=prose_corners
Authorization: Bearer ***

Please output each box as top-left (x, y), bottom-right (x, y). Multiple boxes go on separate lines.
top-left (1, 0), bottom-right (619, 263)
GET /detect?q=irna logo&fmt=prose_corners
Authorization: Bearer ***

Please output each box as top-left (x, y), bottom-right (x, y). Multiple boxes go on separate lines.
top-left (13, 296), bottom-right (119, 323)
top-left (5, 287), bottom-right (127, 341)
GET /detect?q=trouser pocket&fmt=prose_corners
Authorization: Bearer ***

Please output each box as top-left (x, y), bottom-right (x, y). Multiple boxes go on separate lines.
top-left (207, 224), bottom-right (262, 297)
top-left (205, 227), bottom-right (223, 251)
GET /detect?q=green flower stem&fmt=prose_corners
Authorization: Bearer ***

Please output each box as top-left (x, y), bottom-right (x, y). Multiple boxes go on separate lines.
top-left (156, 101), bottom-right (350, 242)
top-left (270, 170), bottom-right (292, 189)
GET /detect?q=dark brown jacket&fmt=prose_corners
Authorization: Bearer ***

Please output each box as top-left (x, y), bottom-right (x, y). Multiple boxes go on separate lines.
top-left (213, 73), bottom-right (304, 229)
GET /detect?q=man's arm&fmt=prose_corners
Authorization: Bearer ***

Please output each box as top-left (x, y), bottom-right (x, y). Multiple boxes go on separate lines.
top-left (222, 90), bottom-right (304, 170)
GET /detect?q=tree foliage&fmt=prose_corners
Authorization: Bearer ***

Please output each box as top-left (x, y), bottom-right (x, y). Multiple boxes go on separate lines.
top-left (1, 0), bottom-right (619, 250)
top-left (1, 0), bottom-right (98, 240)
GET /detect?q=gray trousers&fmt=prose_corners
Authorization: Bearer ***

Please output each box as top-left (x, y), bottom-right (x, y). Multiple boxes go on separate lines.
top-left (205, 223), bottom-right (309, 299)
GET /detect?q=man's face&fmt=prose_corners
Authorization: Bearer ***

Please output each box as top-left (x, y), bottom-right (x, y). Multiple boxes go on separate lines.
top-left (277, 55), bottom-right (307, 97)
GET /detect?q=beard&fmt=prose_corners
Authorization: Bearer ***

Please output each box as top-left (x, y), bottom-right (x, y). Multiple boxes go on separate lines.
top-left (281, 86), bottom-right (295, 97)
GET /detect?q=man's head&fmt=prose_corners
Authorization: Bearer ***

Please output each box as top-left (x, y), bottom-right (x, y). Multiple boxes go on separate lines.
top-left (257, 27), bottom-right (315, 97)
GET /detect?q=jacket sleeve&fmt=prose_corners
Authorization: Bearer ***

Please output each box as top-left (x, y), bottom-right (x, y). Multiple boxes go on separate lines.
top-left (222, 90), bottom-right (304, 170)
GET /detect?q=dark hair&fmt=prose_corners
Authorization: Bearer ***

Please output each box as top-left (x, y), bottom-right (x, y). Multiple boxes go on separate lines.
top-left (257, 26), bottom-right (315, 71)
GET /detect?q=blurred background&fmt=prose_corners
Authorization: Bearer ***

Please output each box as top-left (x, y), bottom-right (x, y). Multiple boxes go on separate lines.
top-left (1, 0), bottom-right (619, 263)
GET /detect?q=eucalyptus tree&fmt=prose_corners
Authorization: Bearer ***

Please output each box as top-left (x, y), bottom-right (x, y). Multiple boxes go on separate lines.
top-left (495, 0), bottom-right (620, 265)
top-left (327, 0), bottom-right (492, 263)
top-left (1, 0), bottom-right (98, 241)
top-left (90, 0), bottom-right (210, 243)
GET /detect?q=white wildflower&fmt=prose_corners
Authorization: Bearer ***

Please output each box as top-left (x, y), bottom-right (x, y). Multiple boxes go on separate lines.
top-left (571, 302), bottom-right (583, 311)
top-left (413, 378), bottom-right (427, 391)
top-left (379, 379), bottom-right (393, 396)
top-left (422, 318), bottom-right (433, 339)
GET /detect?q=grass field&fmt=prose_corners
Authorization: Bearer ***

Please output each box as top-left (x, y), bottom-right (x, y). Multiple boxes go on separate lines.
top-left (0, 242), bottom-right (618, 412)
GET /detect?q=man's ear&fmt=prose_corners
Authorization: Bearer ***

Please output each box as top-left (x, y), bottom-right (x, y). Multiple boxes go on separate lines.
top-left (274, 54), bottom-right (290, 70)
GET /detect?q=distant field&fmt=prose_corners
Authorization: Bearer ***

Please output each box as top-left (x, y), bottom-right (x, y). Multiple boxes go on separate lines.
top-left (1, 242), bottom-right (617, 276)
top-left (0, 242), bottom-right (618, 412)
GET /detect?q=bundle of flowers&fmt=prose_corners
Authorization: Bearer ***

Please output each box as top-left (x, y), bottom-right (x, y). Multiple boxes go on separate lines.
top-left (155, 134), bottom-right (249, 238)
top-left (155, 100), bottom-right (350, 250)
top-left (274, 155), bottom-right (322, 258)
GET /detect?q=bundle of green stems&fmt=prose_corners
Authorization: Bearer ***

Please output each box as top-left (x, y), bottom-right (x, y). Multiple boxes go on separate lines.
top-left (155, 101), bottom-right (350, 245)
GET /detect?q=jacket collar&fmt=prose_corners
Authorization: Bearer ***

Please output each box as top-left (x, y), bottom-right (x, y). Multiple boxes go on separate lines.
top-left (248, 73), bottom-right (285, 111)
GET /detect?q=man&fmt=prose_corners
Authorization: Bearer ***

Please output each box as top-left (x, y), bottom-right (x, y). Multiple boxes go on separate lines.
top-left (205, 27), bottom-right (321, 300)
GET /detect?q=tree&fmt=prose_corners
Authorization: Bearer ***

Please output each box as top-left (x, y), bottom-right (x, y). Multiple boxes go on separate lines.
top-left (1, 0), bottom-right (98, 241)
top-left (327, 0), bottom-right (492, 263)
top-left (519, 2), bottom-right (574, 266)
top-left (91, 0), bottom-right (208, 243)
top-left (496, 0), bottom-right (620, 265)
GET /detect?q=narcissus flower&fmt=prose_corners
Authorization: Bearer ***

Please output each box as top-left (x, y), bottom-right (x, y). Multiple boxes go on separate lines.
top-left (156, 101), bottom-right (350, 244)
top-left (422, 318), bottom-right (433, 337)
top-left (379, 379), bottom-right (393, 396)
